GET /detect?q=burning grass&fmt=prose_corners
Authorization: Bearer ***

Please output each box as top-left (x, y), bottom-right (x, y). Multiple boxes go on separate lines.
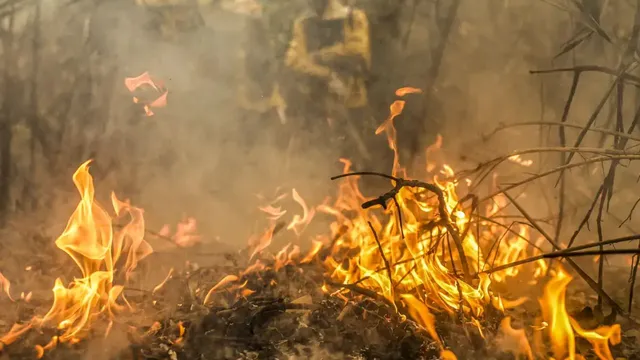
top-left (1, 92), bottom-right (639, 359)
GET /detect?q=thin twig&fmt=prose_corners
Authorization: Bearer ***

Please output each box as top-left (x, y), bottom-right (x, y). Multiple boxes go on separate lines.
top-left (480, 233), bottom-right (640, 275)
top-left (567, 185), bottom-right (603, 248)
top-left (530, 65), bottom-right (640, 86)
top-left (596, 187), bottom-right (607, 308)
top-left (544, 249), bottom-right (640, 258)
top-left (325, 281), bottom-right (395, 308)
top-left (620, 196), bottom-right (640, 227)
top-left (392, 196), bottom-right (405, 238)
top-left (478, 155), bottom-right (640, 205)
top-left (563, 63), bottom-right (635, 166)
top-left (501, 188), bottom-right (625, 315)
top-left (483, 121), bottom-right (640, 144)
top-left (630, 243), bottom-right (640, 313)
top-left (368, 221), bottom-right (394, 297)
top-left (554, 73), bottom-right (580, 244)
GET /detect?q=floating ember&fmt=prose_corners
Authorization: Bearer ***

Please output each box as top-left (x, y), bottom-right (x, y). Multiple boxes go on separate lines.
top-left (124, 71), bottom-right (168, 116)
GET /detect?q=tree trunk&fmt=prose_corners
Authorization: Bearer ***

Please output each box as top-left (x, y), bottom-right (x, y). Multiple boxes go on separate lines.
top-left (0, 4), bottom-right (16, 225)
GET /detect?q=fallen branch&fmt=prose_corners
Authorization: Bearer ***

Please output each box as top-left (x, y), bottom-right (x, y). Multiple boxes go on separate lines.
top-left (332, 172), bottom-right (472, 283)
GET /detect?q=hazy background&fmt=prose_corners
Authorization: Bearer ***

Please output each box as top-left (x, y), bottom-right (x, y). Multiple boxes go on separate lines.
top-left (0, 0), bottom-right (639, 260)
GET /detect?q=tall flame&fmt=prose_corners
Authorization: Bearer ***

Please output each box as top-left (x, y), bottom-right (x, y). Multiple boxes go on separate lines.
top-left (540, 268), bottom-right (575, 360)
top-left (1, 160), bottom-right (152, 350)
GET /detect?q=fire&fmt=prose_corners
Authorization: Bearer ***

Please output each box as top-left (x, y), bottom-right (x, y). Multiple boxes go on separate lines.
top-left (570, 320), bottom-right (621, 360)
top-left (225, 88), bottom-right (623, 359)
top-left (159, 217), bottom-right (201, 247)
top-left (0, 272), bottom-right (13, 301)
top-left (540, 268), bottom-right (575, 360)
top-left (395, 87), bottom-right (423, 97)
top-left (425, 134), bottom-right (443, 173)
top-left (286, 189), bottom-right (315, 236)
top-left (497, 317), bottom-right (534, 360)
top-left (0, 160), bottom-right (152, 350)
top-left (0, 87), bottom-right (619, 358)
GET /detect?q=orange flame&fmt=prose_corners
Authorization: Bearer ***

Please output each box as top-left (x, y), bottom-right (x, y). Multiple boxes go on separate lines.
top-left (540, 268), bottom-right (575, 360)
top-left (160, 217), bottom-right (201, 248)
top-left (152, 268), bottom-right (174, 294)
top-left (287, 189), bottom-right (315, 236)
top-left (1, 160), bottom-right (153, 347)
top-left (395, 87), bottom-right (423, 97)
top-left (210, 90), bottom-right (621, 360)
top-left (0, 272), bottom-right (13, 301)
top-left (375, 100), bottom-right (405, 177)
top-left (425, 134), bottom-right (443, 173)
top-left (570, 319), bottom-right (621, 360)
top-left (203, 275), bottom-right (239, 305)
top-left (498, 317), bottom-right (534, 360)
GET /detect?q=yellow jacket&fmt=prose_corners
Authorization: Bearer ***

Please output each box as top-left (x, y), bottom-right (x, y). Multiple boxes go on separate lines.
top-left (285, 9), bottom-right (371, 109)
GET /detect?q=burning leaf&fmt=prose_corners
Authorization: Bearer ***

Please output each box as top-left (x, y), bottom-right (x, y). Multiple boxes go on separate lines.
top-left (124, 71), bottom-right (168, 117)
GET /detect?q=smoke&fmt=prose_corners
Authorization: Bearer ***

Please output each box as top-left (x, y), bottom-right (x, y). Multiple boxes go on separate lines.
top-left (4, 0), bottom-right (640, 251)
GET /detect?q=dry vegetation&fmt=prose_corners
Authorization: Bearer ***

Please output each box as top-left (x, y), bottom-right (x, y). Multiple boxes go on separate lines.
top-left (1, 0), bottom-right (640, 359)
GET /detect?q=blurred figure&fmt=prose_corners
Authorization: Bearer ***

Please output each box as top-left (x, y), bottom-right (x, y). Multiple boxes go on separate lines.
top-left (284, 0), bottom-right (374, 168)
top-left (234, 0), bottom-right (289, 150)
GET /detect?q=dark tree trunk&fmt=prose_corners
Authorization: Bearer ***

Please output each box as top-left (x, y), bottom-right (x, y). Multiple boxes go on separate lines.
top-left (0, 4), bottom-right (16, 225)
